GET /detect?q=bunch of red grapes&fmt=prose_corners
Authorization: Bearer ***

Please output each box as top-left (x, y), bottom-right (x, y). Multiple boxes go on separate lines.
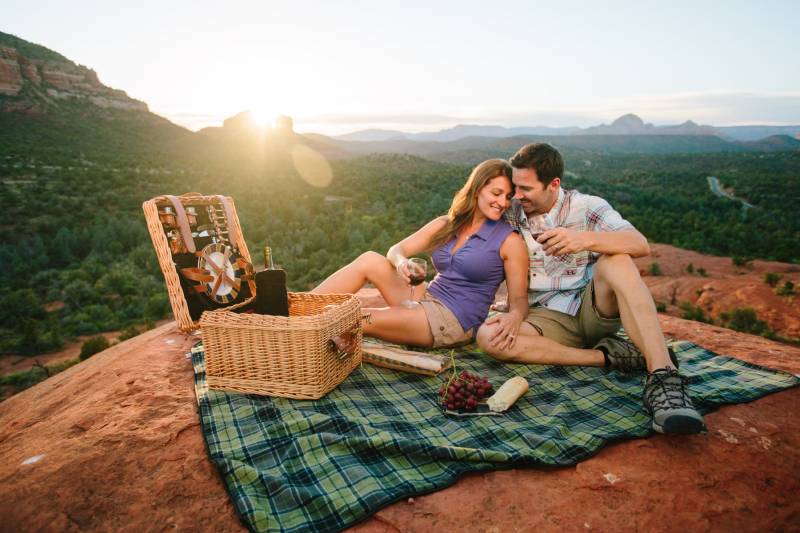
top-left (439, 370), bottom-right (493, 412)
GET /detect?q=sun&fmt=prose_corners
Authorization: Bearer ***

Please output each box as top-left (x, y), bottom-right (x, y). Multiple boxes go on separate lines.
top-left (249, 108), bottom-right (275, 129)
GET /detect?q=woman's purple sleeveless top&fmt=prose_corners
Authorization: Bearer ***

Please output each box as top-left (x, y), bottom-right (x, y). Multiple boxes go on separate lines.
top-left (427, 219), bottom-right (515, 332)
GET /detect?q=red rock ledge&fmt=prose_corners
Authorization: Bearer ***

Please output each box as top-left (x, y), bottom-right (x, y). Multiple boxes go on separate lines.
top-left (0, 315), bottom-right (798, 532)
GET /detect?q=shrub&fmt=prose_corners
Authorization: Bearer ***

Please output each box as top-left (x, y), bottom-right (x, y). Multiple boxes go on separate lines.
top-left (719, 308), bottom-right (771, 336)
top-left (118, 324), bottom-right (141, 341)
top-left (685, 263), bottom-right (694, 274)
top-left (655, 301), bottom-right (667, 312)
top-left (776, 280), bottom-right (795, 296)
top-left (0, 358), bottom-right (79, 392)
top-left (732, 256), bottom-right (752, 268)
top-left (697, 267), bottom-right (708, 277)
top-left (647, 262), bottom-right (662, 276)
top-left (764, 272), bottom-right (782, 288)
top-left (80, 335), bottom-right (110, 360)
top-left (679, 301), bottom-right (711, 323)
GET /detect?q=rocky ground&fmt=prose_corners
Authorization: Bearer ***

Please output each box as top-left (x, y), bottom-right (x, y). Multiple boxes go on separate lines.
top-left (634, 243), bottom-right (800, 340)
top-left (0, 320), bottom-right (172, 402)
top-left (0, 310), bottom-right (798, 532)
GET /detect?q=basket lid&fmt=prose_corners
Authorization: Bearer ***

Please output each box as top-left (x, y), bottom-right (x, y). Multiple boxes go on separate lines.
top-left (143, 193), bottom-right (256, 332)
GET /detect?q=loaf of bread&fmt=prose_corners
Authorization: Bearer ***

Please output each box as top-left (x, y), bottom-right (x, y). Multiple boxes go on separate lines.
top-left (487, 376), bottom-right (529, 412)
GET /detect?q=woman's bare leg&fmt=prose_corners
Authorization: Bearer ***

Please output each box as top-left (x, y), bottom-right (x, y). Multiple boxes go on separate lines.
top-left (362, 306), bottom-right (435, 346)
top-left (312, 251), bottom-right (424, 305)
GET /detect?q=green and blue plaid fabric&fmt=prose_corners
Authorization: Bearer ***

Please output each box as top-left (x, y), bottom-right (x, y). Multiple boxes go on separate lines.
top-left (191, 340), bottom-right (798, 533)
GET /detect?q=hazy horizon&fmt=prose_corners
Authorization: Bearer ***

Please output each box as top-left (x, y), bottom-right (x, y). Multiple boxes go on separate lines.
top-left (3, 0), bottom-right (800, 134)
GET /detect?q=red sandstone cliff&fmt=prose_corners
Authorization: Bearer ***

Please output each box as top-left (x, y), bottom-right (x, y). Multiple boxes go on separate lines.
top-left (0, 307), bottom-right (798, 532)
top-left (0, 41), bottom-right (147, 112)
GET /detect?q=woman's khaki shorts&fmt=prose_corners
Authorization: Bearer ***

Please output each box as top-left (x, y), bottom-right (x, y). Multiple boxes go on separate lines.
top-left (524, 281), bottom-right (621, 348)
top-left (419, 291), bottom-right (474, 348)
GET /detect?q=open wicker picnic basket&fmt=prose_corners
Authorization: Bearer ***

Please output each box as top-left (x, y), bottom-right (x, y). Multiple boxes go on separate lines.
top-left (143, 192), bottom-right (362, 399)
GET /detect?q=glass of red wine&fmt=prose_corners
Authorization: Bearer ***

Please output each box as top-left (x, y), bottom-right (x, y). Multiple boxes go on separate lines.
top-left (402, 257), bottom-right (428, 308)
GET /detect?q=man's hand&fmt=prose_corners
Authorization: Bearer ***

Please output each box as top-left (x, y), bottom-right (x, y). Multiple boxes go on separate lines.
top-left (484, 311), bottom-right (523, 351)
top-left (539, 228), bottom-right (591, 257)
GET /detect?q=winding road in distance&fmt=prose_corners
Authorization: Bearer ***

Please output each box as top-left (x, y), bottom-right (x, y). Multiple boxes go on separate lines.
top-left (707, 176), bottom-right (755, 209)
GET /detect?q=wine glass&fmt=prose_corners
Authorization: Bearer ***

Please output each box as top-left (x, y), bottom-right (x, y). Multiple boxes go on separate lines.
top-left (402, 257), bottom-right (428, 308)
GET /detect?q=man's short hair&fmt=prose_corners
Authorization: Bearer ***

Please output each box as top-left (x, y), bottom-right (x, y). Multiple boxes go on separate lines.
top-left (509, 143), bottom-right (564, 187)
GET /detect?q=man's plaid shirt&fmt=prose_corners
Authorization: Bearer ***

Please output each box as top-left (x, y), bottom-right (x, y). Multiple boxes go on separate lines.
top-left (504, 188), bottom-right (634, 316)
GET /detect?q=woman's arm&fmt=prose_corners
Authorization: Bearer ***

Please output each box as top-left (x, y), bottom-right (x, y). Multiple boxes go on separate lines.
top-left (484, 232), bottom-right (529, 350)
top-left (387, 216), bottom-right (448, 283)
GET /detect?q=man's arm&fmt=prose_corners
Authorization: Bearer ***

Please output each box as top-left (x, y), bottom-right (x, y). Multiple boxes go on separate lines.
top-left (540, 228), bottom-right (650, 258)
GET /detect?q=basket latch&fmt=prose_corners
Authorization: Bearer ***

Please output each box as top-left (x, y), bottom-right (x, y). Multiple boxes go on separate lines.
top-left (330, 327), bottom-right (359, 360)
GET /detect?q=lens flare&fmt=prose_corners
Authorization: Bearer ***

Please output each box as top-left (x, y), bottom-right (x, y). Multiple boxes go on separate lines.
top-left (291, 144), bottom-right (333, 188)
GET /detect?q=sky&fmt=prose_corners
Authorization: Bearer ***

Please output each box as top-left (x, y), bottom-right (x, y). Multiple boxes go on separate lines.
top-left (2, 0), bottom-right (799, 134)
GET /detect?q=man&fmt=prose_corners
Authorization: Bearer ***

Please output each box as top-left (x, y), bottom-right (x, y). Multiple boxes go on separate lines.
top-left (477, 143), bottom-right (705, 435)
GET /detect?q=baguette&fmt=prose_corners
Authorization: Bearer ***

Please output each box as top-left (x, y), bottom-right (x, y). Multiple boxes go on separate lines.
top-left (487, 376), bottom-right (529, 412)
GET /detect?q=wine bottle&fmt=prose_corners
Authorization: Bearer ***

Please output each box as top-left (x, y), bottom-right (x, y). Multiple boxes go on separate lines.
top-left (254, 246), bottom-right (289, 316)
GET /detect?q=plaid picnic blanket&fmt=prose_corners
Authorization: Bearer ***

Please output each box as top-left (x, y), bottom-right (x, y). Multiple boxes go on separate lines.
top-left (191, 340), bottom-right (798, 533)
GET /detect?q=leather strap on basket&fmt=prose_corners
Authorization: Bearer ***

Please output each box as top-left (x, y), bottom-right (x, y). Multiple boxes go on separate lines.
top-left (236, 257), bottom-right (255, 281)
top-left (165, 195), bottom-right (196, 253)
top-left (330, 326), bottom-right (359, 361)
top-left (180, 267), bottom-right (215, 293)
top-left (181, 252), bottom-right (253, 296)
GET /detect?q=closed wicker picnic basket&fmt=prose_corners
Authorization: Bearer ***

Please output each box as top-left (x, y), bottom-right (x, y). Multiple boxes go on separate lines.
top-left (200, 292), bottom-right (362, 400)
top-left (143, 193), bottom-right (362, 400)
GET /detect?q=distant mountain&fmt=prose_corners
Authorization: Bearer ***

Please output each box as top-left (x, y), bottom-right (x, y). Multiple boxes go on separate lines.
top-left (328, 133), bottom-right (756, 166)
top-left (579, 113), bottom-right (718, 136)
top-left (334, 124), bottom-right (579, 143)
top-left (334, 115), bottom-right (800, 145)
top-left (199, 110), bottom-right (351, 160)
top-left (335, 129), bottom-right (408, 142)
top-left (717, 126), bottom-right (800, 142)
top-left (738, 134), bottom-right (800, 152)
top-left (334, 115), bottom-right (724, 144)
top-left (409, 124), bottom-right (580, 142)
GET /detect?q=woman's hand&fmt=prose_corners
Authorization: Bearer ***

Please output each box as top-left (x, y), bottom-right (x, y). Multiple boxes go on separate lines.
top-left (395, 258), bottom-right (412, 284)
top-left (484, 310), bottom-right (523, 351)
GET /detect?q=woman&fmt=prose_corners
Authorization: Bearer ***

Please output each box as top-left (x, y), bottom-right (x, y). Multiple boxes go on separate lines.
top-left (312, 159), bottom-right (528, 350)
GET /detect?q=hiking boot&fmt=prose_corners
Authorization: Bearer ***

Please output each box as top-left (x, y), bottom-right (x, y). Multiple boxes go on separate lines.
top-left (643, 367), bottom-right (706, 434)
top-left (594, 335), bottom-right (679, 373)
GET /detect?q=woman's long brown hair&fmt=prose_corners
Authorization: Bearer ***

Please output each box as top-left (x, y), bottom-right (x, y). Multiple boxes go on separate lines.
top-left (428, 159), bottom-right (512, 250)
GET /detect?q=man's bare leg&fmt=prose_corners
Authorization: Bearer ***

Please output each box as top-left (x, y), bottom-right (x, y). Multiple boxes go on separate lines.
top-left (477, 322), bottom-right (604, 366)
top-left (592, 254), bottom-right (674, 372)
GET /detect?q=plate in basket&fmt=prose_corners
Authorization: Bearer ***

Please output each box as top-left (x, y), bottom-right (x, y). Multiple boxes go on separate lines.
top-left (198, 243), bottom-right (244, 304)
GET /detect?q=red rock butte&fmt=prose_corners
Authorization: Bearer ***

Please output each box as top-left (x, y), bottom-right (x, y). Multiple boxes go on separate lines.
top-left (1, 293), bottom-right (799, 531)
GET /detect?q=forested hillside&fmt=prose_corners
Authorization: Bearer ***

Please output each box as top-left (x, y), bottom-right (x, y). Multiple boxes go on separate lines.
top-left (2, 116), bottom-right (798, 358)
